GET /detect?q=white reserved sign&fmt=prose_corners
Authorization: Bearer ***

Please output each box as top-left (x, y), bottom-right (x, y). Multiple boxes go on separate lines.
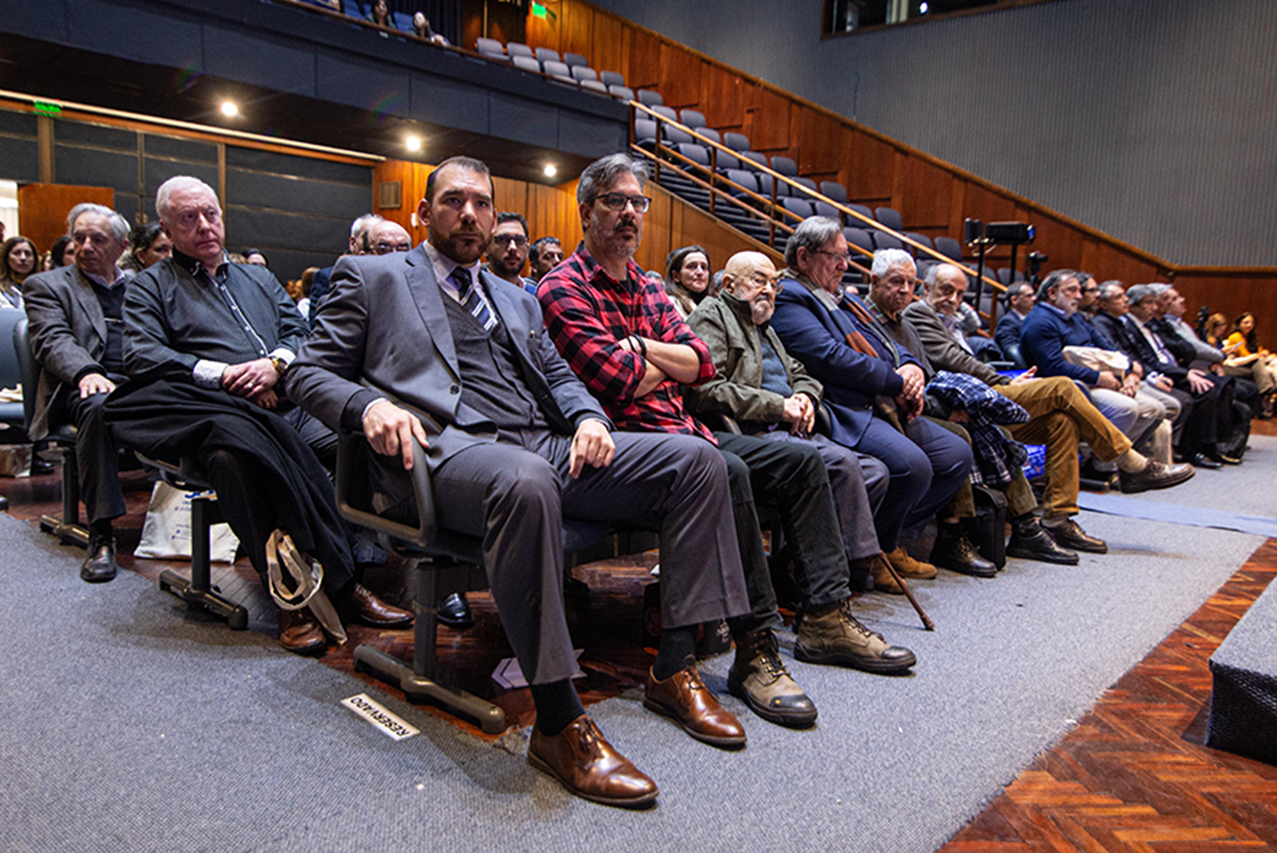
top-left (341, 693), bottom-right (419, 741)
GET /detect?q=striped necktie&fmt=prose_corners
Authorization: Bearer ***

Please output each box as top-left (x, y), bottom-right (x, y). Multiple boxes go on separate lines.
top-left (450, 265), bottom-right (497, 331)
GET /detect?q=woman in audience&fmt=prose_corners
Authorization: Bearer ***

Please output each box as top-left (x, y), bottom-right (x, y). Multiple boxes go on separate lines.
top-left (119, 222), bottom-right (172, 273)
top-left (366, 0), bottom-right (391, 26)
top-left (665, 245), bottom-right (712, 319)
top-left (412, 12), bottom-right (447, 44)
top-left (244, 248), bottom-right (269, 268)
top-left (1221, 312), bottom-right (1277, 417)
top-left (0, 235), bottom-right (38, 309)
top-left (295, 266), bottom-right (319, 320)
top-left (49, 235), bottom-right (75, 268)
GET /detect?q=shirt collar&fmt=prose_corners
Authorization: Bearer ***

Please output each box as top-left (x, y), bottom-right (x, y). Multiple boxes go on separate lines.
top-left (173, 247), bottom-right (229, 280)
top-left (1042, 302), bottom-right (1072, 320)
top-left (423, 240), bottom-right (479, 288)
top-left (781, 267), bottom-right (841, 312)
top-left (80, 265), bottom-right (127, 289)
top-left (864, 296), bottom-right (896, 327)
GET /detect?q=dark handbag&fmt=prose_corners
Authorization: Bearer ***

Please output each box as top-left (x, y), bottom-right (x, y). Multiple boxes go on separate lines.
top-left (968, 484), bottom-right (1008, 569)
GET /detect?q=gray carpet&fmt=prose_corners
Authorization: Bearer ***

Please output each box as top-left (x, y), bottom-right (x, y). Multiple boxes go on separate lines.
top-left (0, 462), bottom-right (1269, 851)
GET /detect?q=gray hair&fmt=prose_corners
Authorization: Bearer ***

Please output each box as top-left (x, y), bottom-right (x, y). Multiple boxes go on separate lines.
top-left (1038, 269), bottom-right (1078, 302)
top-left (921, 260), bottom-right (963, 287)
top-left (350, 213), bottom-right (383, 240)
top-left (1125, 283), bottom-right (1160, 306)
top-left (784, 216), bottom-right (842, 268)
top-left (156, 175), bottom-right (220, 222)
top-left (1149, 282), bottom-right (1171, 297)
top-left (66, 203), bottom-right (129, 244)
top-left (577, 153), bottom-right (649, 205)
top-left (1003, 280), bottom-right (1033, 304)
top-left (872, 248), bottom-right (916, 280)
top-left (1098, 280), bottom-right (1125, 300)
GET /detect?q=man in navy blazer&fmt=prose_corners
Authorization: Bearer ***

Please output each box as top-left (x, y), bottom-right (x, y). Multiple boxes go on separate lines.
top-left (288, 156), bottom-right (750, 808)
top-left (769, 218), bottom-right (971, 576)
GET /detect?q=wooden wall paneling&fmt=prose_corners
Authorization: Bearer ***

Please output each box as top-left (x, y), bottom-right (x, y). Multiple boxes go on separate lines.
top-left (700, 64), bottom-right (745, 130)
top-left (843, 130), bottom-right (894, 202)
top-left (1027, 214), bottom-right (1087, 273)
top-left (622, 25), bottom-right (662, 91)
top-left (899, 154), bottom-right (952, 230)
top-left (1079, 240), bottom-right (1161, 286)
top-left (658, 43), bottom-right (703, 108)
top-left (374, 160), bottom-right (416, 235)
top-left (590, 10), bottom-right (624, 78)
top-left (524, 6), bottom-right (558, 53)
top-left (889, 149), bottom-right (906, 216)
top-left (947, 179), bottom-right (967, 240)
top-left (562, 1), bottom-right (595, 65)
top-left (744, 86), bottom-right (791, 153)
top-left (1172, 272), bottom-right (1277, 336)
top-left (16, 183), bottom-right (114, 255)
top-left (794, 106), bottom-right (843, 175)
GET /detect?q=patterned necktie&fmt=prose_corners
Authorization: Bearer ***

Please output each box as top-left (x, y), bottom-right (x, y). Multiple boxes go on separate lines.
top-left (450, 265), bottom-right (497, 331)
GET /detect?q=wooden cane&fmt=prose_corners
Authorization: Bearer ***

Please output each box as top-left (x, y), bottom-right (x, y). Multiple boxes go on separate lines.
top-left (880, 554), bottom-right (934, 631)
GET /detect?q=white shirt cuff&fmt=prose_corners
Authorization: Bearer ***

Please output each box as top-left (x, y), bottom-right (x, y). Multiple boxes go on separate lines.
top-left (194, 359), bottom-right (228, 389)
top-left (361, 397), bottom-right (389, 422)
top-left (269, 347), bottom-right (296, 366)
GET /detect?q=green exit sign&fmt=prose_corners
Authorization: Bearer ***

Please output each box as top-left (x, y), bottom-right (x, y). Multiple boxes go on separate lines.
top-left (531, 3), bottom-right (547, 16)
top-left (34, 101), bottom-right (62, 116)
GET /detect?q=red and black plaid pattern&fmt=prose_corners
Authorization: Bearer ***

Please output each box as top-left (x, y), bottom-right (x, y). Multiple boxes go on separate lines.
top-left (537, 243), bottom-right (716, 442)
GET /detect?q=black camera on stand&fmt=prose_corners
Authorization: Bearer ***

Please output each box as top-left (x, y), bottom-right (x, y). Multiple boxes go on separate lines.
top-left (964, 219), bottom-right (1035, 325)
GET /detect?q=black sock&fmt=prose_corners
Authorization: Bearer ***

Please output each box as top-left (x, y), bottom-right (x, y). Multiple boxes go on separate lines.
top-left (531, 679), bottom-right (585, 736)
top-left (652, 625), bottom-right (697, 681)
top-left (88, 519), bottom-right (114, 541)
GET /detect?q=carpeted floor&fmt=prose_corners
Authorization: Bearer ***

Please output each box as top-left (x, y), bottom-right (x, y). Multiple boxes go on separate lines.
top-left (0, 444), bottom-right (1272, 851)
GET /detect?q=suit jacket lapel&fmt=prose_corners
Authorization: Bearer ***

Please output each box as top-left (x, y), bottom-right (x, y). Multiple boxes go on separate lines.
top-left (70, 267), bottom-right (108, 348)
top-left (404, 248), bottom-right (460, 381)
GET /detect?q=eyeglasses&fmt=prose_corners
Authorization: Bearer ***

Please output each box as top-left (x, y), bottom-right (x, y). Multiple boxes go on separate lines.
top-left (371, 242), bottom-right (412, 255)
top-left (748, 274), bottom-right (784, 294)
top-left (594, 193), bottom-right (651, 212)
top-left (491, 234), bottom-right (529, 248)
top-left (814, 249), bottom-right (851, 265)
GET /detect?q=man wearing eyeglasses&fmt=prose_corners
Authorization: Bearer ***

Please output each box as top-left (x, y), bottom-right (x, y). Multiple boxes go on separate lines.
top-left (541, 155), bottom-right (915, 737)
top-left (361, 219), bottom-right (413, 257)
top-left (484, 211), bottom-right (538, 293)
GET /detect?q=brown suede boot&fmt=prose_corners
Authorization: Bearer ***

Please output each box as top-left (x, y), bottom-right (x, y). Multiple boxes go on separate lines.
top-left (727, 628), bottom-right (817, 728)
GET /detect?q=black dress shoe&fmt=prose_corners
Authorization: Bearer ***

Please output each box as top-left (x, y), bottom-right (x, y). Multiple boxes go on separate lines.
top-left (930, 527), bottom-right (998, 578)
top-left (81, 538), bottom-right (118, 583)
top-left (29, 458), bottom-right (55, 476)
top-left (1043, 518), bottom-right (1107, 553)
top-left (1006, 526), bottom-right (1079, 565)
top-left (1119, 458), bottom-right (1198, 493)
top-left (436, 592), bottom-right (474, 629)
top-left (1189, 452), bottom-right (1222, 470)
top-left (1209, 449), bottom-right (1243, 465)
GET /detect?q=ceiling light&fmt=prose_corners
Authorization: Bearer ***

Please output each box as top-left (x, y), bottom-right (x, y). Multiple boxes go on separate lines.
top-left (919, 2), bottom-right (929, 12)
top-left (220, 101), bottom-right (239, 117)
top-left (543, 163), bottom-right (557, 178)
top-left (406, 135), bottom-right (423, 152)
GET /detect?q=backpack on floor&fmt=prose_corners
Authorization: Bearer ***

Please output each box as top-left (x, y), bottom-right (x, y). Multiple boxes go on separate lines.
top-left (968, 484), bottom-right (1008, 570)
top-left (1219, 399), bottom-right (1252, 460)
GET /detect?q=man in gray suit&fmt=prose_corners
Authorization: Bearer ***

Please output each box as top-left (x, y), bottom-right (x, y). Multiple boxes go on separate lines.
top-left (287, 156), bottom-right (750, 808)
top-left (24, 203), bottom-right (133, 582)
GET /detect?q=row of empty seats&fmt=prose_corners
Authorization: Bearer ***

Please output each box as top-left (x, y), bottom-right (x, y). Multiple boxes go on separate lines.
top-left (474, 38), bottom-right (640, 98)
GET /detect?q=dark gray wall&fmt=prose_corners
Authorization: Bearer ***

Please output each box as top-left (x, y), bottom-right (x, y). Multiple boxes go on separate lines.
top-left (592, 0), bottom-right (1277, 266)
top-left (0, 109), bottom-right (372, 282)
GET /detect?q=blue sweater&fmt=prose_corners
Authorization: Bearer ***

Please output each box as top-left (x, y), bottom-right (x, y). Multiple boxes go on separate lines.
top-left (1019, 304), bottom-right (1111, 385)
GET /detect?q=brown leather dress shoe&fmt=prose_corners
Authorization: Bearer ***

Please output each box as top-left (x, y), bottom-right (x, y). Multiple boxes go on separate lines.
top-left (348, 583), bottom-right (414, 627)
top-left (643, 666), bottom-right (746, 748)
top-left (527, 714), bottom-right (658, 808)
top-left (277, 608), bottom-right (327, 655)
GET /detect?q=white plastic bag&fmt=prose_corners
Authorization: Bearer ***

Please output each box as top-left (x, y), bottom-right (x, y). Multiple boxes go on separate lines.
top-left (135, 481), bottom-right (240, 563)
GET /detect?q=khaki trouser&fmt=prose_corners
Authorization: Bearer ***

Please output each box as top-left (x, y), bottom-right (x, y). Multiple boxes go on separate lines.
top-left (996, 377), bottom-right (1132, 519)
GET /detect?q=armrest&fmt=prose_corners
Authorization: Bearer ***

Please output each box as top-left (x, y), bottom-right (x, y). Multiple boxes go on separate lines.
top-left (695, 410), bottom-right (743, 434)
top-left (335, 430), bottom-right (437, 548)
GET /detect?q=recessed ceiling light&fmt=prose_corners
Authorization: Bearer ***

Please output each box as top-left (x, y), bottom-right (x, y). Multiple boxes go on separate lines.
top-left (919, 1), bottom-right (929, 12)
top-left (220, 101), bottom-right (239, 117)
top-left (406, 135), bottom-right (423, 152)
top-left (543, 163), bottom-right (557, 178)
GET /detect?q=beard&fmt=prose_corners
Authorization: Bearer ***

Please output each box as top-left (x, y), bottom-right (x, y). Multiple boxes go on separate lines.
top-left (589, 209), bottom-right (641, 259)
top-left (751, 297), bottom-right (775, 325)
top-left (430, 226), bottom-right (487, 265)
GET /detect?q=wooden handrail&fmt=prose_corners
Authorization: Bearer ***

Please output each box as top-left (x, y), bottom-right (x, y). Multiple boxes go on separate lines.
top-left (632, 102), bottom-right (1001, 294)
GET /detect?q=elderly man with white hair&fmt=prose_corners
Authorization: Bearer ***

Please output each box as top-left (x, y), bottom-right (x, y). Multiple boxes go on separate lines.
top-left (104, 175), bottom-right (411, 655)
top-left (24, 202), bottom-right (135, 582)
top-left (893, 258), bottom-right (1192, 557)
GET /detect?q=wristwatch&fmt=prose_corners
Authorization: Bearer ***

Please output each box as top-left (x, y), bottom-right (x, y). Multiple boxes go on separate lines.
top-left (269, 356), bottom-right (289, 377)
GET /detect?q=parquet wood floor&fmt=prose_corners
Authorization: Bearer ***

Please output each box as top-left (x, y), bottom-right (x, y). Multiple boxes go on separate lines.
top-left (939, 538), bottom-right (1277, 853)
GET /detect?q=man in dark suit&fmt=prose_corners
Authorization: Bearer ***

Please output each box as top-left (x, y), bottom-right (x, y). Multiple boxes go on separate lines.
top-left (288, 156), bottom-right (750, 808)
top-left (994, 281), bottom-right (1034, 362)
top-left (24, 203), bottom-right (133, 582)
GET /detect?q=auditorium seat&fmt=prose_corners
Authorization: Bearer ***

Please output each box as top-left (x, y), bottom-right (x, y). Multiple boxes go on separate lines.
top-left (563, 52), bottom-right (589, 68)
top-left (997, 268), bottom-right (1025, 284)
top-left (791, 177), bottom-right (819, 198)
top-left (505, 42), bottom-right (533, 59)
top-left (570, 66), bottom-right (599, 83)
top-left (844, 227), bottom-right (875, 254)
top-left (872, 232), bottom-right (904, 251)
top-left (580, 80), bottom-right (608, 94)
top-left (392, 11), bottom-right (413, 32)
top-left (771, 156), bottom-right (798, 179)
top-left (783, 198), bottom-right (814, 220)
top-left (475, 37), bottom-right (507, 59)
top-left (662, 124), bottom-right (695, 146)
top-left (512, 55), bottom-right (541, 74)
top-left (904, 232), bottom-right (934, 256)
top-left (723, 131), bottom-right (750, 152)
top-left (343, 0), bottom-right (364, 18)
top-left (534, 47), bottom-right (561, 64)
top-left (679, 110), bottom-right (706, 128)
top-left (847, 203), bottom-right (875, 225)
top-left (820, 181), bottom-right (850, 205)
top-left (542, 60), bottom-right (573, 82)
top-left (724, 169), bottom-right (759, 198)
top-left (698, 128), bottom-right (721, 145)
top-left (608, 84), bottom-right (635, 100)
top-left (875, 206), bottom-right (904, 232)
top-left (934, 236), bottom-right (964, 261)
top-left (636, 89), bottom-right (664, 107)
top-left (740, 151), bottom-right (768, 172)
top-left (813, 200), bottom-right (841, 221)
top-left (634, 118), bottom-right (658, 148)
top-left (599, 70), bottom-right (626, 88)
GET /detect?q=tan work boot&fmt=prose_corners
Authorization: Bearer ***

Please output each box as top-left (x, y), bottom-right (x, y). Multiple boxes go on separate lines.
top-left (886, 545), bottom-right (937, 579)
top-left (727, 628), bottom-right (817, 728)
top-left (795, 600), bottom-right (917, 674)
top-left (867, 552), bottom-right (905, 594)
